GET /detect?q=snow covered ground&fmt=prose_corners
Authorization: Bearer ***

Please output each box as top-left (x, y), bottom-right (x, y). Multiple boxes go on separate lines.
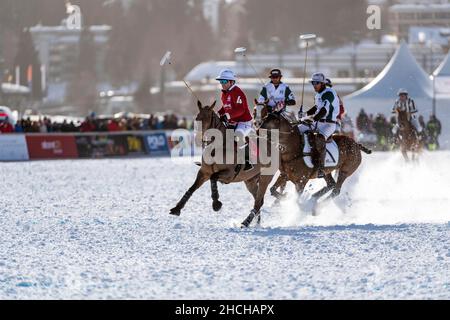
top-left (0, 151), bottom-right (449, 299)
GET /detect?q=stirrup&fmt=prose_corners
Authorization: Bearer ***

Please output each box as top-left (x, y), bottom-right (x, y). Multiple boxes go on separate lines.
top-left (244, 161), bottom-right (254, 171)
top-left (317, 168), bottom-right (325, 178)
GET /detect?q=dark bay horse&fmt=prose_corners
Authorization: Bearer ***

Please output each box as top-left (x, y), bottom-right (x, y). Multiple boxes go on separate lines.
top-left (395, 109), bottom-right (423, 162)
top-left (244, 102), bottom-right (371, 222)
top-left (170, 101), bottom-right (275, 227)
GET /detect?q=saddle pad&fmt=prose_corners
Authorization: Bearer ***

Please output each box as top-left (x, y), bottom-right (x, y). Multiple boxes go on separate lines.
top-left (303, 134), bottom-right (339, 169)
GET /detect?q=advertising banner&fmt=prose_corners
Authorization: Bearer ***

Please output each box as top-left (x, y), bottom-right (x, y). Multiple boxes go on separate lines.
top-left (26, 135), bottom-right (78, 159)
top-left (126, 135), bottom-right (146, 155)
top-left (0, 135), bottom-right (29, 161)
top-left (143, 132), bottom-right (170, 156)
top-left (75, 134), bottom-right (129, 158)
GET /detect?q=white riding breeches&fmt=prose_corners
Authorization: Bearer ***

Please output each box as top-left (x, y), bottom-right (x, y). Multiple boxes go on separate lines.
top-left (316, 122), bottom-right (337, 139)
top-left (235, 121), bottom-right (254, 137)
top-left (411, 118), bottom-right (422, 133)
top-left (298, 122), bottom-right (336, 140)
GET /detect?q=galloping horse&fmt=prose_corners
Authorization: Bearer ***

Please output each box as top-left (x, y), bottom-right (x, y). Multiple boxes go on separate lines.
top-left (395, 108), bottom-right (423, 162)
top-left (170, 101), bottom-right (275, 227)
top-left (243, 102), bottom-right (371, 223)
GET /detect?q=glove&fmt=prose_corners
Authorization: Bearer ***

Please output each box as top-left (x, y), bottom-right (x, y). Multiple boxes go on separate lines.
top-left (275, 101), bottom-right (285, 112)
top-left (220, 113), bottom-right (230, 123)
top-left (300, 115), bottom-right (314, 124)
top-left (298, 105), bottom-right (307, 119)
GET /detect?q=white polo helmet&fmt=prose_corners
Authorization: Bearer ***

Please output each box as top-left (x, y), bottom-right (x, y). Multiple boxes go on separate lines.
top-left (310, 72), bottom-right (326, 84)
top-left (216, 69), bottom-right (237, 81)
top-left (397, 88), bottom-right (408, 96)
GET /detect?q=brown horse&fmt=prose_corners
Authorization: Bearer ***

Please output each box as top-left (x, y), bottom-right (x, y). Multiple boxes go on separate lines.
top-left (170, 101), bottom-right (275, 228)
top-left (247, 102), bottom-right (371, 221)
top-left (395, 108), bottom-right (423, 162)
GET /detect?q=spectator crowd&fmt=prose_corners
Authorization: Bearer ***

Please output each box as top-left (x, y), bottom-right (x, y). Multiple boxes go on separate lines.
top-left (355, 109), bottom-right (442, 151)
top-left (0, 113), bottom-right (193, 134)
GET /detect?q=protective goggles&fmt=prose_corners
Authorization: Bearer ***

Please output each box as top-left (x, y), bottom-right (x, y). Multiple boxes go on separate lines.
top-left (311, 81), bottom-right (322, 85)
top-left (218, 79), bottom-right (229, 84)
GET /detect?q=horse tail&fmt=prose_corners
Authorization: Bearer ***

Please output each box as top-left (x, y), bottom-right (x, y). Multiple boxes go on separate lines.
top-left (358, 144), bottom-right (372, 154)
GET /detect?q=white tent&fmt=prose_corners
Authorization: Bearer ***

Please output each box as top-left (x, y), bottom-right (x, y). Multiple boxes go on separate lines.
top-left (344, 41), bottom-right (433, 119)
top-left (432, 52), bottom-right (450, 149)
top-left (433, 51), bottom-right (450, 94)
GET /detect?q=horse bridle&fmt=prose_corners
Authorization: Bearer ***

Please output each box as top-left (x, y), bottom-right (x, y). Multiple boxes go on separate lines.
top-left (199, 110), bottom-right (226, 147)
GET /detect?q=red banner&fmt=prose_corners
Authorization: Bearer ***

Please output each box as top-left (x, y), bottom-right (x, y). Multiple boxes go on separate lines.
top-left (26, 135), bottom-right (79, 159)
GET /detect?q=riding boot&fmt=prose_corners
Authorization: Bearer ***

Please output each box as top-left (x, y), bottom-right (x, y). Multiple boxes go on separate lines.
top-left (244, 143), bottom-right (254, 171)
top-left (315, 134), bottom-right (326, 178)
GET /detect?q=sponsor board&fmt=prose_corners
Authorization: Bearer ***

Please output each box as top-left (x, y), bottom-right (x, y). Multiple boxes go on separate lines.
top-left (143, 132), bottom-right (170, 156)
top-left (0, 135), bottom-right (29, 161)
top-left (75, 135), bottom-right (129, 158)
top-left (26, 135), bottom-right (78, 159)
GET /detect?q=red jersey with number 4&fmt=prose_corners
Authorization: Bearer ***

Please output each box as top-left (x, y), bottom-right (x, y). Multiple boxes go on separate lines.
top-left (218, 85), bottom-right (253, 124)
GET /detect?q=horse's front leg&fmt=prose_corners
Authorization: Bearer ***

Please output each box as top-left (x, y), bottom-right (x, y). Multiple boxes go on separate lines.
top-left (241, 174), bottom-right (273, 228)
top-left (311, 174), bottom-right (336, 199)
top-left (170, 169), bottom-right (210, 216)
top-left (401, 147), bottom-right (409, 163)
top-left (210, 179), bottom-right (222, 212)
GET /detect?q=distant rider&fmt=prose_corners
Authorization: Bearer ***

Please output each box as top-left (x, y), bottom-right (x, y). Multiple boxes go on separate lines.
top-left (391, 88), bottom-right (423, 139)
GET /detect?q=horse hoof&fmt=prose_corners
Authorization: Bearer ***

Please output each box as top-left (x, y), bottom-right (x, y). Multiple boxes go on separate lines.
top-left (212, 201), bottom-right (222, 212)
top-left (241, 220), bottom-right (250, 228)
top-left (169, 207), bottom-right (181, 216)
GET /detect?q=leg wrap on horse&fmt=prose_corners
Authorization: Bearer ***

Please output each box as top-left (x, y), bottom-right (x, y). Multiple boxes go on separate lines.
top-left (210, 180), bottom-right (222, 212)
top-left (241, 209), bottom-right (259, 228)
top-left (180, 190), bottom-right (194, 206)
top-left (210, 180), bottom-right (219, 201)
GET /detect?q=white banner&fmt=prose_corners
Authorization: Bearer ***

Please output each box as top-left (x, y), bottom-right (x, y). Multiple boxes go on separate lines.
top-left (0, 135), bottom-right (29, 161)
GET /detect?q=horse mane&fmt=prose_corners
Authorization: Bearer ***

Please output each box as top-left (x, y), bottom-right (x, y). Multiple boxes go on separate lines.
top-left (209, 109), bottom-right (226, 131)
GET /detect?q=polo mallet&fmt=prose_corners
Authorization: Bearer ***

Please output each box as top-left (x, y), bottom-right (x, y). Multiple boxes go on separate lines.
top-left (234, 47), bottom-right (266, 87)
top-left (160, 51), bottom-right (202, 102)
top-left (299, 34), bottom-right (317, 115)
top-left (234, 47), bottom-right (275, 106)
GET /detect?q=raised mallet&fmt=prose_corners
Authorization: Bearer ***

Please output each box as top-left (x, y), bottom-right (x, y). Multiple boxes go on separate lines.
top-left (299, 34), bottom-right (317, 109)
top-left (160, 50), bottom-right (201, 102)
top-left (234, 47), bottom-right (279, 106)
top-left (234, 47), bottom-right (266, 87)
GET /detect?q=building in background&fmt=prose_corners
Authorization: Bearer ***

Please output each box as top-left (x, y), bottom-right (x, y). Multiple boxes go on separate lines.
top-left (203, 0), bottom-right (221, 35)
top-left (389, 1), bottom-right (450, 40)
top-left (186, 39), bottom-right (446, 82)
top-left (29, 4), bottom-right (111, 106)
